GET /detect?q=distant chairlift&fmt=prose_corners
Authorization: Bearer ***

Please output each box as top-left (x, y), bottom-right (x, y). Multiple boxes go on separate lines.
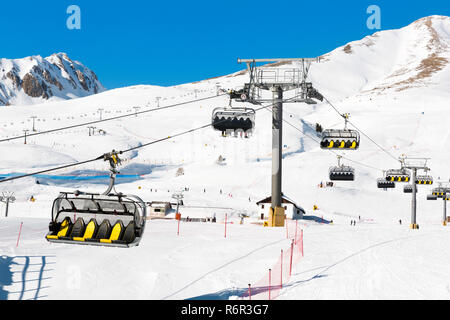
top-left (211, 97), bottom-right (255, 138)
top-left (377, 171), bottom-right (395, 189)
top-left (415, 169), bottom-right (433, 185)
top-left (320, 113), bottom-right (360, 150)
top-left (385, 168), bottom-right (410, 183)
top-left (431, 187), bottom-right (447, 198)
top-left (329, 155), bottom-right (355, 181)
top-left (403, 184), bottom-right (413, 194)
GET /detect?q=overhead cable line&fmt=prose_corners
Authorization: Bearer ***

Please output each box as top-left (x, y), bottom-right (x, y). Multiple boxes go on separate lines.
top-left (0, 93), bottom-right (228, 144)
top-left (0, 93), bottom-right (387, 185)
top-left (0, 96), bottom-right (290, 184)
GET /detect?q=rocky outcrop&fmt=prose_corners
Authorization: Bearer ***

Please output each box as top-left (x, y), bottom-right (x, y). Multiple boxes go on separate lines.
top-left (22, 73), bottom-right (45, 98)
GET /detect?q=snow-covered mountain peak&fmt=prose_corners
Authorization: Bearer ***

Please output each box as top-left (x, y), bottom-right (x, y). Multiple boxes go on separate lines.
top-left (0, 53), bottom-right (105, 106)
top-left (301, 15), bottom-right (450, 99)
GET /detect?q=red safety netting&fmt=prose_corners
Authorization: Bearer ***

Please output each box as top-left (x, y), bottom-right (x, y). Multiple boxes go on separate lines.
top-left (241, 220), bottom-right (304, 300)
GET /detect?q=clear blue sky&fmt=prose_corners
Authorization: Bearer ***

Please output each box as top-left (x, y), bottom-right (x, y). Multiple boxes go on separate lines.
top-left (1, 0), bottom-right (448, 89)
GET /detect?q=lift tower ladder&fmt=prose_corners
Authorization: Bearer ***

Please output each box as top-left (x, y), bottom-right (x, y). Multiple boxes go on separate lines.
top-left (237, 57), bottom-right (322, 227)
top-left (401, 157), bottom-right (431, 229)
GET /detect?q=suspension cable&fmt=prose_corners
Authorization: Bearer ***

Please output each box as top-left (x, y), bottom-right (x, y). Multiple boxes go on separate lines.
top-left (0, 96), bottom-right (287, 184)
top-left (0, 93), bottom-right (228, 144)
top-left (0, 93), bottom-right (389, 185)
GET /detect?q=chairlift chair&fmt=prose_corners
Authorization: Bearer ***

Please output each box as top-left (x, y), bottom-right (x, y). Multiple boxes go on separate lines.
top-left (385, 168), bottom-right (410, 182)
top-left (211, 98), bottom-right (256, 137)
top-left (377, 171), bottom-right (395, 189)
top-left (329, 166), bottom-right (355, 181)
top-left (329, 156), bottom-right (355, 181)
top-left (45, 151), bottom-right (147, 248)
top-left (415, 175), bottom-right (433, 185)
top-left (377, 178), bottom-right (395, 189)
top-left (427, 194), bottom-right (438, 200)
top-left (431, 187), bottom-right (447, 198)
top-left (320, 113), bottom-right (360, 150)
top-left (403, 184), bottom-right (413, 194)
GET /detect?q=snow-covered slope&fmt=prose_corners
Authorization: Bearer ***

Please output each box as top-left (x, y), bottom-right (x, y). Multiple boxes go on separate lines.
top-left (0, 15), bottom-right (449, 300)
top-left (0, 53), bottom-right (105, 106)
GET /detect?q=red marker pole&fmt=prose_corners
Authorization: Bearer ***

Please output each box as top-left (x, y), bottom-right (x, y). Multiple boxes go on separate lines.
top-left (301, 229), bottom-right (304, 257)
top-left (294, 220), bottom-right (298, 245)
top-left (280, 250), bottom-right (283, 289)
top-left (16, 222), bottom-right (23, 248)
top-left (289, 240), bottom-right (294, 276)
top-left (268, 269), bottom-right (271, 300)
top-left (286, 220), bottom-right (289, 239)
top-left (224, 213), bottom-right (227, 238)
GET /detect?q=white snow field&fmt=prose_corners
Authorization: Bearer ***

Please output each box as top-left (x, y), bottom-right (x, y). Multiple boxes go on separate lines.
top-left (0, 15), bottom-right (450, 300)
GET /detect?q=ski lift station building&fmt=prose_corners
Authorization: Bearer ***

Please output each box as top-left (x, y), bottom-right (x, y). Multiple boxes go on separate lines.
top-left (256, 195), bottom-right (305, 220)
top-left (148, 201), bottom-right (173, 218)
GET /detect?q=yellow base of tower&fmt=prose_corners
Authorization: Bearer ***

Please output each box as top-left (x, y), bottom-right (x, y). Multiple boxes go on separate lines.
top-left (410, 223), bottom-right (419, 230)
top-left (267, 206), bottom-right (286, 227)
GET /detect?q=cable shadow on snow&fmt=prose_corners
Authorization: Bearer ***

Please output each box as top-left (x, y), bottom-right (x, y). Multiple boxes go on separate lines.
top-left (0, 256), bottom-right (15, 300)
top-left (0, 255), bottom-right (55, 300)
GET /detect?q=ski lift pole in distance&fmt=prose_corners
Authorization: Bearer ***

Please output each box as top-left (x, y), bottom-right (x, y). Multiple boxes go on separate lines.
top-left (444, 194), bottom-right (449, 226)
top-left (402, 157), bottom-right (431, 230)
top-left (237, 57), bottom-right (322, 228)
top-left (0, 192), bottom-right (16, 218)
top-left (429, 182), bottom-right (450, 226)
top-left (172, 191), bottom-right (184, 219)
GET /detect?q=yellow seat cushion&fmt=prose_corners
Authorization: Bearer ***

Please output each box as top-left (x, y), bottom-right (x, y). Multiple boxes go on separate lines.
top-left (99, 221), bottom-right (123, 243)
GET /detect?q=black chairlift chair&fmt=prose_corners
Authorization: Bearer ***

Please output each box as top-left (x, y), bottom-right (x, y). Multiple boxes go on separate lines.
top-left (377, 171), bottom-right (395, 189)
top-left (403, 185), bottom-right (413, 194)
top-left (45, 151), bottom-right (147, 248)
top-left (211, 98), bottom-right (256, 137)
top-left (329, 156), bottom-right (355, 181)
top-left (377, 178), bottom-right (395, 189)
top-left (320, 113), bottom-right (360, 150)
